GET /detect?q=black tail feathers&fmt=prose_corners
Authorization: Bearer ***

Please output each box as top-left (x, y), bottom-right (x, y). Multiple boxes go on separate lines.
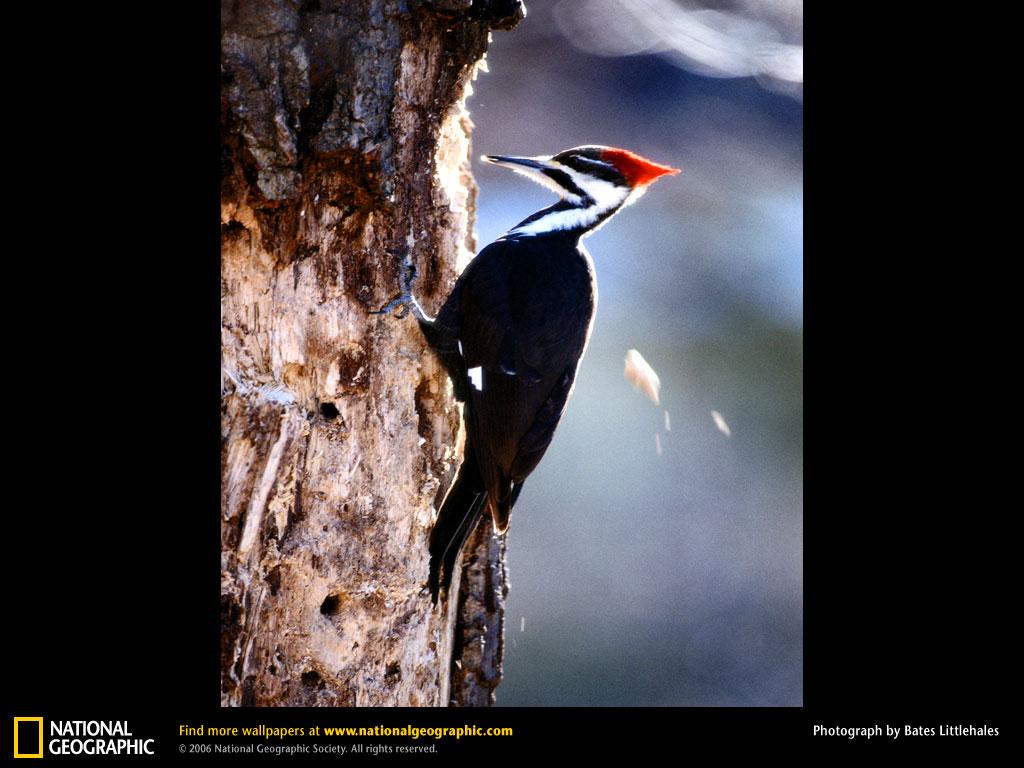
top-left (492, 481), bottom-right (525, 534)
top-left (428, 467), bottom-right (487, 604)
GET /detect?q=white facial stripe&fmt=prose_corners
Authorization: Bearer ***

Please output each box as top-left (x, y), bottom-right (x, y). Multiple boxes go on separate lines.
top-left (560, 167), bottom-right (630, 210)
top-left (510, 165), bottom-right (631, 236)
top-left (585, 158), bottom-right (617, 172)
top-left (468, 366), bottom-right (483, 391)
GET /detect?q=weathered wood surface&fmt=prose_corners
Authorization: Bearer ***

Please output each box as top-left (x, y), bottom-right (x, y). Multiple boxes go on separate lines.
top-left (220, 0), bottom-right (523, 707)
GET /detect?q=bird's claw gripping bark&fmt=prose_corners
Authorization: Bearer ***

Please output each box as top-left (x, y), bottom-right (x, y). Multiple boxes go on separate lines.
top-left (370, 262), bottom-right (427, 321)
top-left (370, 294), bottom-right (414, 318)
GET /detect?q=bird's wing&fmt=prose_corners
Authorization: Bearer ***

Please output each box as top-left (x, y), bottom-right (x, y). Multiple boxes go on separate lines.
top-left (455, 239), bottom-right (594, 377)
top-left (449, 240), bottom-right (517, 374)
top-left (453, 239), bottom-right (595, 523)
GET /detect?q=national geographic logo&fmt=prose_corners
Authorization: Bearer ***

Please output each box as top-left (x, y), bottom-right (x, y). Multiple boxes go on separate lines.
top-left (13, 718), bottom-right (156, 759)
top-left (13, 718), bottom-right (43, 759)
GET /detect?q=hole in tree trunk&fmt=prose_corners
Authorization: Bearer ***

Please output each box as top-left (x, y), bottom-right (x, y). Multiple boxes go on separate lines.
top-left (301, 670), bottom-right (324, 688)
top-left (320, 594), bottom-right (342, 615)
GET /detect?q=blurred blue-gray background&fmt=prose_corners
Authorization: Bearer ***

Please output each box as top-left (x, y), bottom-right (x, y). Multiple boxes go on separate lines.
top-left (467, 0), bottom-right (802, 706)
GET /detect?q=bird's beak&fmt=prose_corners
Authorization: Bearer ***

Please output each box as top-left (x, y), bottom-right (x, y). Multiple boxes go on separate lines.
top-left (482, 154), bottom-right (557, 172)
top-left (481, 154), bottom-right (567, 197)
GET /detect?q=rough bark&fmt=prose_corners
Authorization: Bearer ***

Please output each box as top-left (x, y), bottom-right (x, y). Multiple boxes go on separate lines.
top-left (450, 518), bottom-right (508, 706)
top-left (220, 0), bottom-right (524, 707)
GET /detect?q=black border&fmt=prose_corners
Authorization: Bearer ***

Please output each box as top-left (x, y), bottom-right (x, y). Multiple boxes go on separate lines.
top-left (2, 1), bottom-right (1011, 758)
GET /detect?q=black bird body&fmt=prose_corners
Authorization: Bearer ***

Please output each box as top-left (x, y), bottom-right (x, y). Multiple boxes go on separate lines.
top-left (374, 145), bottom-right (678, 602)
top-left (424, 232), bottom-right (597, 595)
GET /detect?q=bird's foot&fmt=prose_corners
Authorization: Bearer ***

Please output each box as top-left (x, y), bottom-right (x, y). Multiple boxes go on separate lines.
top-left (371, 263), bottom-right (431, 323)
top-left (370, 293), bottom-right (414, 318)
top-left (370, 263), bottom-right (419, 318)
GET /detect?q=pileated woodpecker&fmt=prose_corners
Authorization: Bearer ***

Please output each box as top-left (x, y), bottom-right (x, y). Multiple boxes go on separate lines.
top-left (374, 145), bottom-right (678, 603)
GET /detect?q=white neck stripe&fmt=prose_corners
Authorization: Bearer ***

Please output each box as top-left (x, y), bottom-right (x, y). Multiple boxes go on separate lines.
top-left (509, 186), bottom-right (643, 237)
top-left (501, 159), bottom-right (638, 237)
top-left (510, 205), bottom-right (608, 236)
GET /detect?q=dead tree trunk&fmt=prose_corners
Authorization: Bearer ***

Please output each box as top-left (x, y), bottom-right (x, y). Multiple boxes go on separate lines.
top-left (220, 0), bottom-right (523, 707)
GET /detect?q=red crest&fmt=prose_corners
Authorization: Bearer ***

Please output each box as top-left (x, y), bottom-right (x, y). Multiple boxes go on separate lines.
top-left (600, 148), bottom-right (680, 187)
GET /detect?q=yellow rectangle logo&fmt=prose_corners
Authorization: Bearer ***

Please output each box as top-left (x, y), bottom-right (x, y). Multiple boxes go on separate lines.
top-left (13, 717), bottom-right (44, 759)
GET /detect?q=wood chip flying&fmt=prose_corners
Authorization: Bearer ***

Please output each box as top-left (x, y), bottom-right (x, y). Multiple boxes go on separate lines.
top-left (711, 410), bottom-right (732, 437)
top-left (624, 349), bottom-right (661, 404)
